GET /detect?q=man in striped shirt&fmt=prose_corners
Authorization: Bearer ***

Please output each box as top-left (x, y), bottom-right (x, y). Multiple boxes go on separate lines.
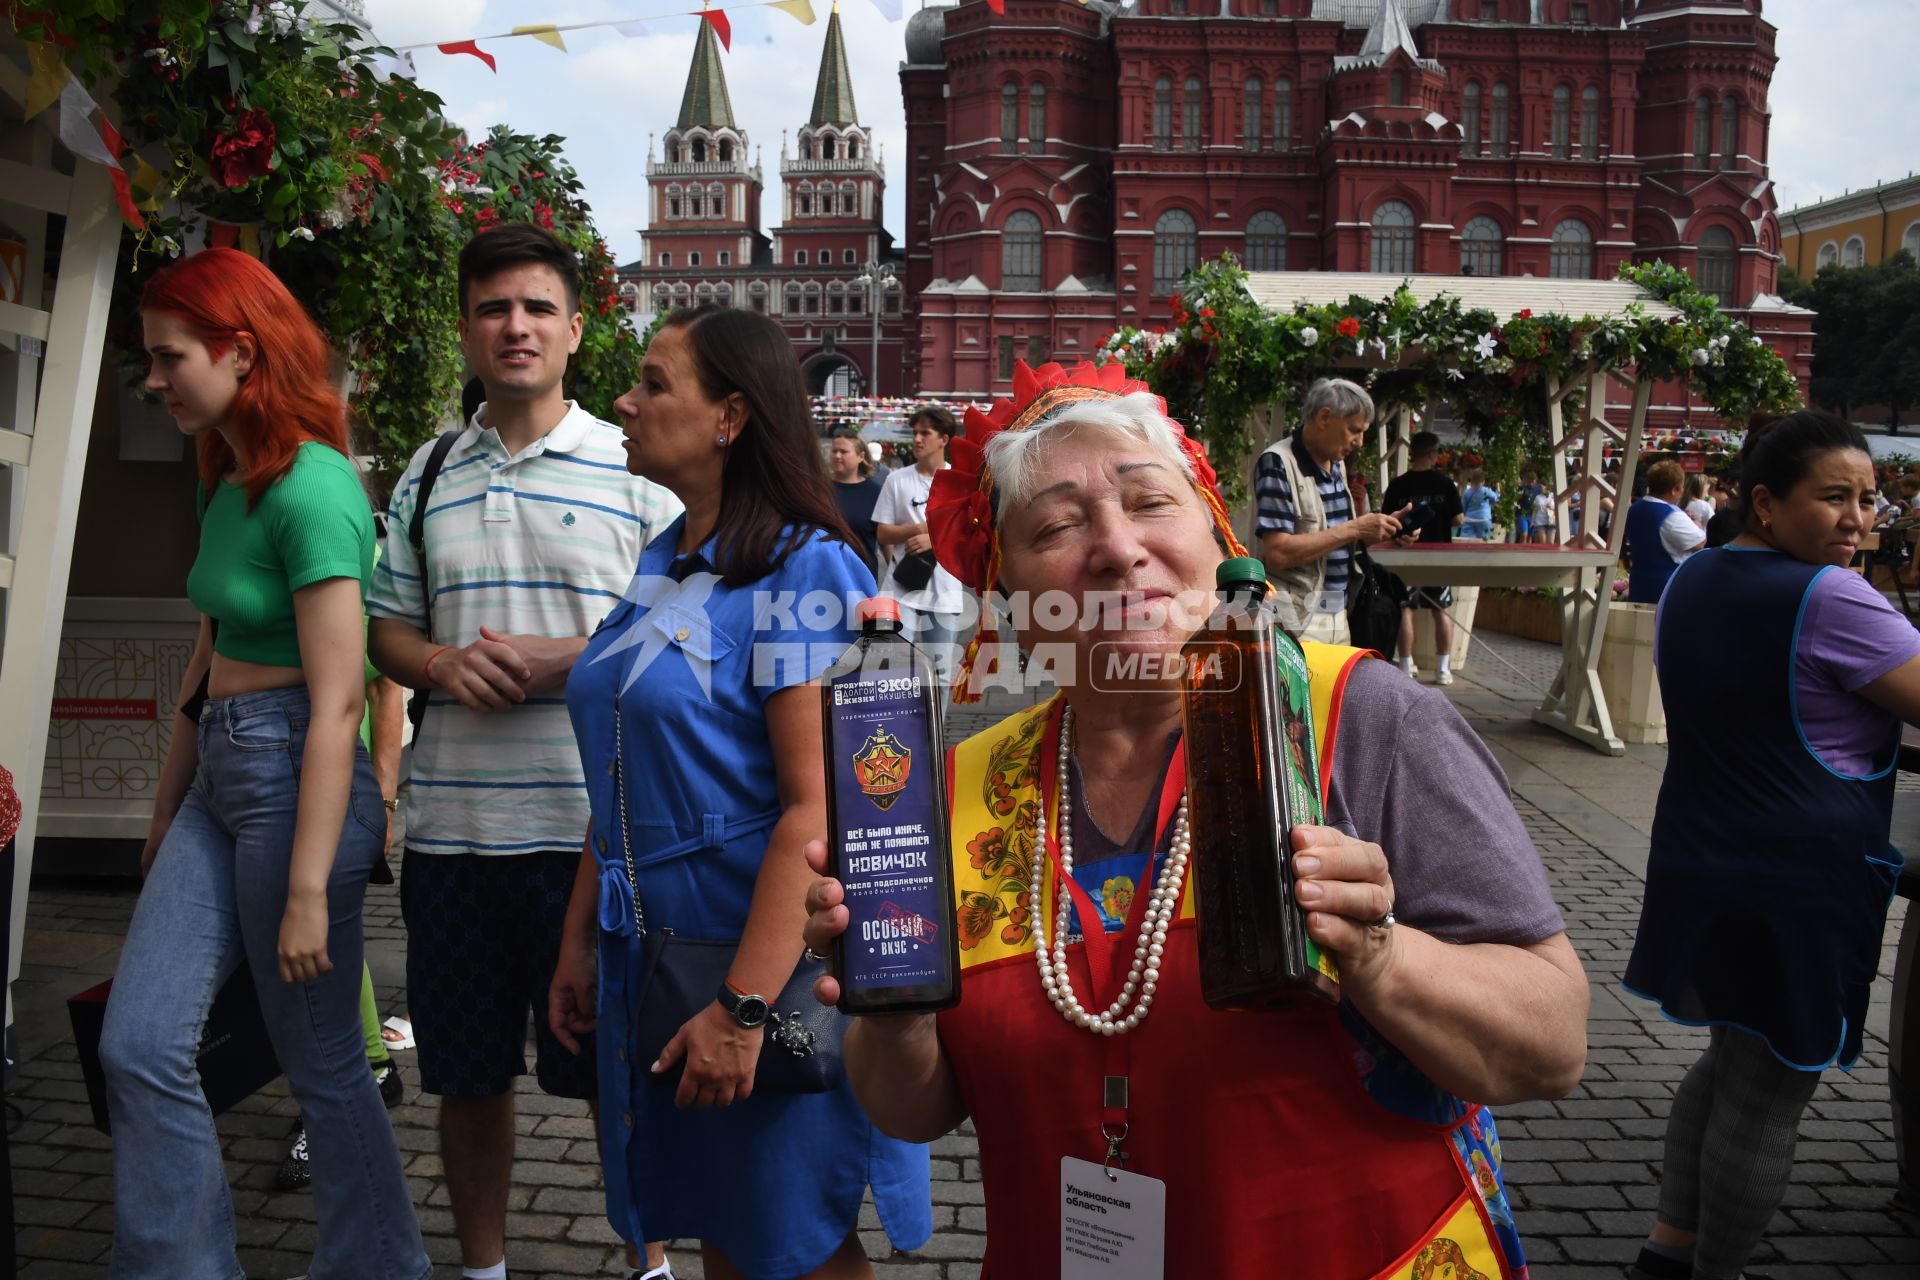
top-left (1254, 377), bottom-right (1406, 643)
top-left (368, 224), bottom-right (679, 1280)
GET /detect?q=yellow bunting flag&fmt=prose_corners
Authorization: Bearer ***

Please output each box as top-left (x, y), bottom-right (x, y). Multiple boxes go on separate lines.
top-left (238, 224), bottom-right (264, 259)
top-left (511, 24), bottom-right (568, 51)
top-left (771, 0), bottom-right (817, 23)
top-left (24, 42), bottom-right (69, 121)
top-left (129, 158), bottom-right (167, 211)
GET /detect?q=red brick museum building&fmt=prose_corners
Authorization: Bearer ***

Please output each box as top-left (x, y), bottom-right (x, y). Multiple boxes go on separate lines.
top-left (900, 0), bottom-right (1810, 402)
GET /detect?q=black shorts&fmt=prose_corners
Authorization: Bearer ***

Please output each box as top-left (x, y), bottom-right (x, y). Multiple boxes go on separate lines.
top-left (400, 847), bottom-right (596, 1099)
top-left (1407, 586), bottom-right (1454, 610)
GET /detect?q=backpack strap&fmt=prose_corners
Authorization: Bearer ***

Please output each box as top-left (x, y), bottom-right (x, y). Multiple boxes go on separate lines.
top-left (405, 429), bottom-right (462, 727)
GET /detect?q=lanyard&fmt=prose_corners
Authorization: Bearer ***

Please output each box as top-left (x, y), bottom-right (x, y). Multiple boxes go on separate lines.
top-left (1034, 701), bottom-right (1187, 1176)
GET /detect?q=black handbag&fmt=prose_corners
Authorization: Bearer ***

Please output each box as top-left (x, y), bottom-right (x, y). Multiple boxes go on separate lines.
top-left (1346, 545), bottom-right (1407, 655)
top-left (891, 548), bottom-right (938, 592)
top-left (612, 700), bottom-right (845, 1093)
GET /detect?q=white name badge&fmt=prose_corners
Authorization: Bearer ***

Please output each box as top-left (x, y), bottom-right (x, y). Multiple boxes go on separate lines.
top-left (1060, 1156), bottom-right (1167, 1280)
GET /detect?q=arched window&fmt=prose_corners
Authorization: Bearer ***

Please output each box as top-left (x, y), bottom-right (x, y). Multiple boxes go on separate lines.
top-left (1549, 218), bottom-right (1593, 279)
top-left (1183, 76), bottom-right (1203, 151)
top-left (1274, 77), bottom-right (1294, 151)
top-left (1461, 81), bottom-right (1482, 157)
top-left (1003, 211), bottom-right (1043, 290)
top-left (1460, 215), bottom-right (1503, 276)
top-left (841, 180), bottom-right (858, 215)
top-left (1153, 209), bottom-right (1197, 294)
top-left (1693, 94), bottom-right (1711, 167)
top-left (1551, 84), bottom-right (1571, 159)
top-left (1002, 82), bottom-right (1019, 148)
top-left (1720, 95), bottom-right (1738, 168)
top-left (689, 252), bottom-right (701, 267)
top-left (658, 252), bottom-right (672, 267)
top-left (688, 190), bottom-right (704, 218)
top-left (1245, 211), bottom-right (1287, 271)
top-left (709, 184), bottom-right (725, 218)
top-left (844, 248), bottom-right (857, 265)
top-left (847, 136), bottom-right (860, 159)
top-left (667, 184), bottom-right (683, 219)
top-left (1843, 236), bottom-right (1866, 268)
top-left (1817, 241), bottom-right (1839, 270)
top-left (798, 183), bottom-right (813, 216)
top-left (1905, 221), bottom-right (1920, 261)
top-left (1390, 71), bottom-right (1407, 107)
top-left (719, 139), bottom-right (733, 161)
top-left (1580, 85), bottom-right (1600, 160)
top-left (1152, 76), bottom-right (1173, 151)
top-left (796, 249), bottom-right (808, 266)
top-left (824, 135), bottom-right (838, 160)
top-left (718, 251), bottom-right (731, 266)
top-left (1243, 77), bottom-right (1263, 152)
top-left (1029, 83), bottom-right (1048, 155)
top-left (1491, 83), bottom-right (1511, 157)
top-left (1696, 226), bottom-right (1736, 306)
top-left (1370, 200), bottom-right (1416, 274)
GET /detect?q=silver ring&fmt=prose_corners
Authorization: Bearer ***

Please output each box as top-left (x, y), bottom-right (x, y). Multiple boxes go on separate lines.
top-left (802, 946), bottom-right (830, 964)
top-left (1363, 909), bottom-right (1396, 932)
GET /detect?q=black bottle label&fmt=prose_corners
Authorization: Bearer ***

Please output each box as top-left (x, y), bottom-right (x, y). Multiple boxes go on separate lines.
top-left (827, 670), bottom-right (948, 995)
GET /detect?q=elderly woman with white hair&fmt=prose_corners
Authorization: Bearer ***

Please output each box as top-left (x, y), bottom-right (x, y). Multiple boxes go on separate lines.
top-left (1257, 376), bottom-right (1411, 643)
top-left (799, 361), bottom-right (1587, 1278)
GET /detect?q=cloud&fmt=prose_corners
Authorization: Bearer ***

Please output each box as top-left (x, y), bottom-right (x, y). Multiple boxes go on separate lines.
top-left (361, 0), bottom-right (488, 49)
top-left (1766, 0), bottom-right (1920, 211)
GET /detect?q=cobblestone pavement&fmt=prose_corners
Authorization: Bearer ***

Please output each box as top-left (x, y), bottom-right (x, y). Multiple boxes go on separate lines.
top-left (11, 633), bottom-right (1919, 1277)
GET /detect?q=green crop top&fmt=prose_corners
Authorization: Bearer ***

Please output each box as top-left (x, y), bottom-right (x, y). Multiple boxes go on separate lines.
top-left (188, 441), bottom-right (374, 668)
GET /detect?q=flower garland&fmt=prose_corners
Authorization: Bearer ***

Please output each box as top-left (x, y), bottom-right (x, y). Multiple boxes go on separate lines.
top-left (1093, 256), bottom-right (1802, 508)
top-left (17, 1), bottom-right (641, 495)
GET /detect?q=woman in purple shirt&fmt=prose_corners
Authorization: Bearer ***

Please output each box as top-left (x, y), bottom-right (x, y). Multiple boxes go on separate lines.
top-left (1626, 412), bottom-right (1920, 1280)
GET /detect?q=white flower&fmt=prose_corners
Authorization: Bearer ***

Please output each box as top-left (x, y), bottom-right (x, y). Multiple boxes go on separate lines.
top-left (1446, 367), bottom-right (1466, 382)
top-left (244, 5), bottom-right (263, 34)
top-left (289, 226), bottom-right (315, 241)
top-left (1691, 348), bottom-right (1711, 366)
top-left (1298, 326), bottom-right (1319, 346)
top-left (1474, 332), bottom-right (1499, 360)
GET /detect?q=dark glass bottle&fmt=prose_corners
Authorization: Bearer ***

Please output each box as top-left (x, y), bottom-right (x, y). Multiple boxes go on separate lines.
top-left (820, 597), bottom-right (961, 1015)
top-left (1179, 556), bottom-right (1340, 1008)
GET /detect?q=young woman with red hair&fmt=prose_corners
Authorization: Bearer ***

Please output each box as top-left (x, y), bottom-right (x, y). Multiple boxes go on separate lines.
top-left (98, 248), bottom-right (428, 1279)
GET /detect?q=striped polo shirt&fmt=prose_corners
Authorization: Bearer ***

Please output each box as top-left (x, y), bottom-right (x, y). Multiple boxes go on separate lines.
top-left (1253, 432), bottom-right (1354, 609)
top-left (369, 403), bottom-right (681, 855)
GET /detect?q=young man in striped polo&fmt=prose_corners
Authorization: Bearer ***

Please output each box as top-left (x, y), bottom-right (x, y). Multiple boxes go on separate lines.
top-left (369, 223), bottom-right (680, 1280)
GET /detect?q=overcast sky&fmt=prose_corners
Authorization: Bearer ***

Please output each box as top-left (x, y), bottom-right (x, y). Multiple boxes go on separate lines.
top-left (362, 0), bottom-right (1919, 267)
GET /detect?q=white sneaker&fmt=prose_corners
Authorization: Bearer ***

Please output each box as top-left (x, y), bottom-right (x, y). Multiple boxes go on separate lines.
top-left (1435, 669), bottom-right (1454, 686)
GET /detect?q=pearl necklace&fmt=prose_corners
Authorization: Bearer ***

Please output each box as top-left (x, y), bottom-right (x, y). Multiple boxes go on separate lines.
top-left (1032, 704), bottom-right (1191, 1035)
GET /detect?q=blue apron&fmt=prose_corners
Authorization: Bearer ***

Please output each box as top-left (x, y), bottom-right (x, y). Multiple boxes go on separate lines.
top-left (1625, 547), bottom-right (1903, 1068)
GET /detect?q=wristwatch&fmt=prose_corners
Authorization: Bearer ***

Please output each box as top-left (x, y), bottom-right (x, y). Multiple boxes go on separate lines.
top-left (716, 980), bottom-right (771, 1029)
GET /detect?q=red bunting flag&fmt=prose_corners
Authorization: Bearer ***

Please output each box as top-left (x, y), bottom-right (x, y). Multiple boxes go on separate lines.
top-left (984, 0), bottom-right (1004, 11)
top-left (436, 39), bottom-right (497, 71)
top-left (702, 8), bottom-right (732, 50)
top-left (95, 113), bottom-right (143, 230)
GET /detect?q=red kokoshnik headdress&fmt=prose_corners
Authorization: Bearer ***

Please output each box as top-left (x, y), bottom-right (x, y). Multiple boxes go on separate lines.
top-left (927, 359), bottom-right (1249, 704)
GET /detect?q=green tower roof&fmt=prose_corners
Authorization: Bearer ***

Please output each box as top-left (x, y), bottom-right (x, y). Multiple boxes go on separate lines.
top-left (676, 17), bottom-right (737, 131)
top-left (809, 4), bottom-right (859, 126)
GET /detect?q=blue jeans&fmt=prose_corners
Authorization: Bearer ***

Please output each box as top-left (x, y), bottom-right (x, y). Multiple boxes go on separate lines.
top-left (904, 607), bottom-right (968, 684)
top-left (100, 687), bottom-right (428, 1280)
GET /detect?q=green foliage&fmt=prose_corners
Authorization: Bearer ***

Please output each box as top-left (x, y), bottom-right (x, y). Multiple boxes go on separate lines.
top-left (15, 1), bottom-right (642, 497)
top-left (1782, 252), bottom-right (1920, 430)
top-left (1094, 255), bottom-right (1802, 508)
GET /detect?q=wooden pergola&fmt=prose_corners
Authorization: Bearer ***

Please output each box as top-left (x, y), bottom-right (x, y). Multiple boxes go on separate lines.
top-left (1243, 272), bottom-right (1684, 757)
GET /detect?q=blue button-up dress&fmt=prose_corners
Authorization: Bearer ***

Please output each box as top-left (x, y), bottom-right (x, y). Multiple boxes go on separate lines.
top-left (567, 516), bottom-right (932, 1276)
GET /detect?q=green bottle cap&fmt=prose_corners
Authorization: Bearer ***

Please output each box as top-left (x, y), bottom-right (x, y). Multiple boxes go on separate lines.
top-left (1216, 557), bottom-right (1269, 590)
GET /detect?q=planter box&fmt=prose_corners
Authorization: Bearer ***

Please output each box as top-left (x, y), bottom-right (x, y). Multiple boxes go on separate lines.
top-left (1599, 600), bottom-right (1666, 745)
top-left (1472, 591), bottom-right (1564, 646)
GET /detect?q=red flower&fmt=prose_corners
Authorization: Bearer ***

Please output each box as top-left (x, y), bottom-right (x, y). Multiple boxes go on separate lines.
top-left (208, 108), bottom-right (276, 188)
top-left (1518, 308), bottom-right (1533, 320)
top-left (1337, 316), bottom-right (1361, 339)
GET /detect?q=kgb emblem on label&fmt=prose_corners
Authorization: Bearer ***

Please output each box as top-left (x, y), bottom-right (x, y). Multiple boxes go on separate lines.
top-left (852, 725), bottom-right (912, 811)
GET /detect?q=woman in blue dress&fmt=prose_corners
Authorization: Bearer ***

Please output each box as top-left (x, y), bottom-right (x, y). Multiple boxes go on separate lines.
top-left (551, 306), bottom-right (931, 1278)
